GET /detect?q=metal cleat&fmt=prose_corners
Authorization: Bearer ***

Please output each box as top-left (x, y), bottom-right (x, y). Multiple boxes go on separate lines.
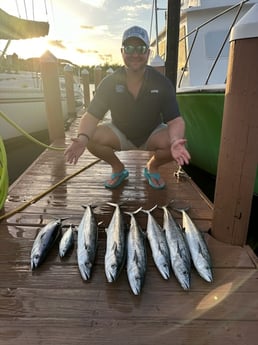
top-left (174, 166), bottom-right (189, 180)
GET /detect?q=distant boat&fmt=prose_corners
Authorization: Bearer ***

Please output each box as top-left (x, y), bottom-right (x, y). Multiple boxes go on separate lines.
top-left (0, 9), bottom-right (83, 143)
top-left (152, 0), bottom-right (258, 195)
top-left (0, 69), bottom-right (83, 142)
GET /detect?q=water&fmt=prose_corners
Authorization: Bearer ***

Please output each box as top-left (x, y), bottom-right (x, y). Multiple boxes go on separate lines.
top-left (5, 130), bottom-right (49, 185)
top-left (5, 135), bottom-right (258, 255)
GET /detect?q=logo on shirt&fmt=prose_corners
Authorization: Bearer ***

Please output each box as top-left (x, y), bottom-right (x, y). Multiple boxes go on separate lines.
top-left (151, 89), bottom-right (159, 93)
top-left (116, 84), bottom-right (125, 93)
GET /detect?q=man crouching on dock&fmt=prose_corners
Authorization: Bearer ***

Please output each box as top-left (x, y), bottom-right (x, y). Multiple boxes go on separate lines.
top-left (65, 25), bottom-right (190, 190)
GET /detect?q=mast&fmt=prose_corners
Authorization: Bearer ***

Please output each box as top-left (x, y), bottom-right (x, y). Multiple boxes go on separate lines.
top-left (154, 0), bottom-right (159, 55)
top-left (165, 0), bottom-right (181, 87)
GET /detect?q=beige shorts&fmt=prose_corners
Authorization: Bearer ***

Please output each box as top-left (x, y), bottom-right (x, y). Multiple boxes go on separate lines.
top-left (103, 120), bottom-right (167, 151)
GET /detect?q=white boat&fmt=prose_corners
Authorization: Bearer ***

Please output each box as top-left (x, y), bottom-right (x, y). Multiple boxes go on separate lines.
top-left (152, 0), bottom-right (258, 195)
top-left (0, 9), bottom-right (83, 143)
top-left (0, 69), bottom-right (83, 142)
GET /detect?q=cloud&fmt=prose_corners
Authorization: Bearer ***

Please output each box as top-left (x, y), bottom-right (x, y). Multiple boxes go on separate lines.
top-left (119, 2), bottom-right (151, 17)
top-left (76, 47), bottom-right (99, 54)
top-left (48, 40), bottom-right (66, 49)
top-left (80, 0), bottom-right (106, 8)
top-left (80, 25), bottom-right (95, 30)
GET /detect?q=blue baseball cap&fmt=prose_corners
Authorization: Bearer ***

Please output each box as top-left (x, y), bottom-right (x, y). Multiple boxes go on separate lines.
top-left (122, 26), bottom-right (150, 47)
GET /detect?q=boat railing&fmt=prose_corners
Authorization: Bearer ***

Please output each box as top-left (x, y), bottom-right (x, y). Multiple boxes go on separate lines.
top-left (177, 0), bottom-right (250, 88)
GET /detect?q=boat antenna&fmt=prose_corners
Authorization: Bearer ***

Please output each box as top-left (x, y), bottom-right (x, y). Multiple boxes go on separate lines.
top-left (15, 0), bottom-right (21, 18)
top-left (149, 0), bottom-right (154, 46)
top-left (23, 0), bottom-right (28, 19)
top-left (154, 0), bottom-right (159, 56)
top-left (150, 0), bottom-right (160, 56)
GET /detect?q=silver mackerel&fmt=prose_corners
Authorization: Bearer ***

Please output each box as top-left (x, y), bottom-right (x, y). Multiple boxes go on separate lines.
top-left (77, 205), bottom-right (98, 280)
top-left (161, 205), bottom-right (191, 289)
top-left (105, 203), bottom-right (126, 282)
top-left (142, 206), bottom-right (170, 279)
top-left (125, 208), bottom-right (147, 295)
top-left (178, 208), bottom-right (213, 283)
top-left (59, 224), bottom-right (75, 258)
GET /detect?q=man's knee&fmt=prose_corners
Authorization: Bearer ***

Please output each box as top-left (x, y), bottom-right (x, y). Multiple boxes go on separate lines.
top-left (91, 125), bottom-right (121, 149)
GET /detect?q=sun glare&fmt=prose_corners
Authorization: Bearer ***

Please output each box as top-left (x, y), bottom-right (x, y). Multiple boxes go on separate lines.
top-left (80, 0), bottom-right (106, 8)
top-left (10, 38), bottom-right (48, 60)
top-left (0, 0), bottom-right (125, 67)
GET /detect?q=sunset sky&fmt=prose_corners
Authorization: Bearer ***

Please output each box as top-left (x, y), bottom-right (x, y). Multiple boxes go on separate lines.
top-left (0, 0), bottom-right (167, 66)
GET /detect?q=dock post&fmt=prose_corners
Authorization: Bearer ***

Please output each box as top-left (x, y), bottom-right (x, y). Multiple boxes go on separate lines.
top-left (81, 68), bottom-right (90, 106)
top-left (150, 55), bottom-right (165, 75)
top-left (106, 67), bottom-right (114, 77)
top-left (165, 0), bottom-right (180, 87)
top-left (94, 66), bottom-right (102, 90)
top-left (64, 64), bottom-right (76, 118)
top-left (211, 5), bottom-right (258, 246)
top-left (40, 50), bottom-right (65, 141)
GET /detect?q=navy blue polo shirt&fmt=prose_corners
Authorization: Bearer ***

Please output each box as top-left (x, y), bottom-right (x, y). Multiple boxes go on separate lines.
top-left (87, 66), bottom-right (180, 147)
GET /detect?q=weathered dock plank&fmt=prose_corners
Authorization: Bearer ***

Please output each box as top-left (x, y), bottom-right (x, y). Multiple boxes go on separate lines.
top-left (0, 116), bottom-right (257, 345)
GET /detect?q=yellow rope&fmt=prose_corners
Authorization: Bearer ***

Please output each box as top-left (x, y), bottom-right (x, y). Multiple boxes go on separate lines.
top-left (0, 110), bottom-right (100, 218)
top-left (0, 158), bottom-right (101, 221)
top-left (0, 111), bottom-right (66, 151)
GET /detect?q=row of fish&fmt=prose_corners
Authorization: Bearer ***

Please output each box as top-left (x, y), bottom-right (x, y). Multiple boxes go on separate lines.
top-left (30, 202), bottom-right (213, 295)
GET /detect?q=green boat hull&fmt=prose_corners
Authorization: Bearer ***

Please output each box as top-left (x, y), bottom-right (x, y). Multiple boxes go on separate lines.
top-left (177, 92), bottom-right (258, 195)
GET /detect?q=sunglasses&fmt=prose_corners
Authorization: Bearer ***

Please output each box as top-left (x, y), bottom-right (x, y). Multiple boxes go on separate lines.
top-left (122, 45), bottom-right (148, 55)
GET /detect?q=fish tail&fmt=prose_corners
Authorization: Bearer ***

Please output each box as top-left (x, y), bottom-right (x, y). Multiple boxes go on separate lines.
top-left (141, 205), bottom-right (157, 214)
top-left (173, 206), bottom-right (190, 213)
top-left (61, 223), bottom-right (75, 234)
top-left (107, 202), bottom-right (119, 208)
top-left (132, 207), bottom-right (142, 214)
top-left (48, 215), bottom-right (70, 222)
top-left (60, 216), bottom-right (71, 222)
top-left (159, 199), bottom-right (175, 209)
top-left (125, 207), bottom-right (142, 216)
top-left (82, 203), bottom-right (99, 209)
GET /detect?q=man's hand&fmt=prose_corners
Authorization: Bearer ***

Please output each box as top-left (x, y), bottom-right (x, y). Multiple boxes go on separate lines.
top-left (170, 138), bottom-right (191, 166)
top-left (64, 137), bottom-right (87, 164)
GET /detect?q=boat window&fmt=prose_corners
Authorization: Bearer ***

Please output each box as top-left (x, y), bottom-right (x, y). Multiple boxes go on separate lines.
top-left (205, 30), bottom-right (229, 59)
top-left (178, 25), bottom-right (187, 70)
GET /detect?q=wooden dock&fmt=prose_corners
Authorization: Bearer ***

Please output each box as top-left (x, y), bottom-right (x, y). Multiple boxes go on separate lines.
top-left (0, 115), bottom-right (257, 345)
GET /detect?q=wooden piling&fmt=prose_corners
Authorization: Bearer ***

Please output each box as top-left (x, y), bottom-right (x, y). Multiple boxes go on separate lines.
top-left (64, 64), bottom-right (76, 117)
top-left (40, 50), bottom-right (65, 141)
top-left (81, 68), bottom-right (90, 106)
top-left (212, 5), bottom-right (258, 246)
top-left (94, 66), bottom-right (102, 89)
top-left (165, 0), bottom-right (180, 86)
top-left (150, 55), bottom-right (165, 75)
top-left (106, 67), bottom-right (114, 76)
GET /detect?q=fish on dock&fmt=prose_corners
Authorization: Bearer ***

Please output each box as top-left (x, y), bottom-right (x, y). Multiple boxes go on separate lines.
top-left (59, 224), bottom-right (75, 258)
top-left (141, 206), bottom-right (170, 280)
top-left (105, 202), bottom-right (126, 283)
top-left (125, 208), bottom-right (147, 295)
top-left (161, 205), bottom-right (191, 290)
top-left (77, 205), bottom-right (98, 281)
top-left (175, 207), bottom-right (213, 283)
top-left (31, 217), bottom-right (68, 269)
